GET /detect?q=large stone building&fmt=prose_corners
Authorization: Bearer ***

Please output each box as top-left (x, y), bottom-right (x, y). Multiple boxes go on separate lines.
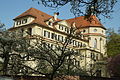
top-left (9, 8), bottom-right (107, 77)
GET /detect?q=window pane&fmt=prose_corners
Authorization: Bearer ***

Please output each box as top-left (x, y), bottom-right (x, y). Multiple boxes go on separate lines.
top-left (44, 30), bottom-right (46, 37)
top-left (22, 19), bottom-right (27, 24)
top-left (51, 33), bottom-right (54, 39)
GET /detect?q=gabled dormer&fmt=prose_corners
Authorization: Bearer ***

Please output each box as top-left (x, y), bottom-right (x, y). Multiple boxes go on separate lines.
top-left (45, 12), bottom-right (61, 27)
top-left (57, 20), bottom-right (71, 34)
top-left (13, 16), bottom-right (35, 27)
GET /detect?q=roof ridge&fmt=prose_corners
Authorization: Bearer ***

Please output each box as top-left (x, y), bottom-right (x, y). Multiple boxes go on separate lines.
top-left (14, 7), bottom-right (52, 20)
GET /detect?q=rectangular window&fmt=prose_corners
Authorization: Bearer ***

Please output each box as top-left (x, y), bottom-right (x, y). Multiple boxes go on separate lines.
top-left (44, 30), bottom-right (46, 37)
top-left (65, 27), bottom-right (67, 32)
top-left (16, 21), bottom-right (21, 25)
top-left (22, 19), bottom-right (27, 24)
top-left (73, 40), bottom-right (75, 45)
top-left (75, 41), bottom-right (77, 46)
top-left (78, 42), bottom-right (81, 47)
top-left (59, 25), bottom-right (64, 30)
top-left (48, 32), bottom-right (50, 38)
top-left (54, 34), bottom-right (57, 40)
top-left (58, 35), bottom-right (60, 41)
top-left (67, 28), bottom-right (70, 34)
top-left (51, 33), bottom-right (55, 39)
top-left (61, 36), bottom-right (63, 42)
top-left (44, 30), bottom-right (50, 38)
top-left (58, 35), bottom-right (64, 42)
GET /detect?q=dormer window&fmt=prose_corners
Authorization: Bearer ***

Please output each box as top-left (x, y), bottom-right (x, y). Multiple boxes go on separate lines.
top-left (65, 27), bottom-right (67, 32)
top-left (16, 21), bottom-right (21, 25)
top-left (22, 19), bottom-right (27, 24)
top-left (59, 25), bottom-right (64, 30)
top-left (48, 22), bottom-right (53, 26)
top-left (16, 18), bottom-right (28, 26)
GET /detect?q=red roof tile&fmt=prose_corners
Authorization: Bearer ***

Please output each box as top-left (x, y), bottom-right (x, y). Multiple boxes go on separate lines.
top-left (14, 8), bottom-right (53, 26)
top-left (14, 8), bottom-right (105, 30)
top-left (66, 15), bottom-right (106, 29)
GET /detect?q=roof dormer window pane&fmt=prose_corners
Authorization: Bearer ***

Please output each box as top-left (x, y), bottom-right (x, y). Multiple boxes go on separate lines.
top-left (16, 21), bottom-right (21, 25)
top-left (22, 19), bottom-right (27, 24)
top-left (59, 25), bottom-right (64, 30)
top-left (48, 22), bottom-right (52, 26)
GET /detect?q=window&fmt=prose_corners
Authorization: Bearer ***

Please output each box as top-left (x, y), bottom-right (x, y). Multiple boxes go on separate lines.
top-left (54, 34), bottom-right (57, 40)
top-left (44, 30), bottom-right (46, 37)
top-left (65, 27), bottom-right (67, 32)
top-left (16, 21), bottom-right (21, 25)
top-left (91, 53), bottom-right (95, 59)
top-left (58, 35), bottom-right (64, 42)
top-left (83, 30), bottom-right (86, 33)
top-left (16, 19), bottom-right (27, 26)
top-left (83, 44), bottom-right (86, 47)
top-left (94, 29), bottom-right (97, 32)
top-left (67, 28), bottom-right (70, 34)
top-left (48, 22), bottom-right (52, 26)
top-left (44, 30), bottom-right (50, 38)
top-left (94, 38), bottom-right (97, 48)
top-left (96, 54), bottom-right (99, 60)
top-left (59, 25), bottom-right (64, 30)
top-left (51, 33), bottom-right (55, 39)
top-left (22, 19), bottom-right (27, 24)
top-left (75, 41), bottom-right (77, 46)
top-left (73, 40), bottom-right (75, 46)
top-left (102, 30), bottom-right (104, 33)
top-left (78, 42), bottom-right (81, 47)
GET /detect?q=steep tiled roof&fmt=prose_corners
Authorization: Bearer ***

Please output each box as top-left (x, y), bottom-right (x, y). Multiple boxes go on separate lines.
top-left (14, 8), bottom-right (60, 27)
top-left (66, 16), bottom-right (106, 29)
top-left (14, 8), bottom-right (105, 30)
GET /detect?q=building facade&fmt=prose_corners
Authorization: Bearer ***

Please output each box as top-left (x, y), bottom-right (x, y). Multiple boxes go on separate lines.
top-left (9, 8), bottom-right (107, 77)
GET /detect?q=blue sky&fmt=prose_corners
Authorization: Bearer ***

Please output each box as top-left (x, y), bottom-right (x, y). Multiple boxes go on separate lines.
top-left (0, 0), bottom-right (120, 31)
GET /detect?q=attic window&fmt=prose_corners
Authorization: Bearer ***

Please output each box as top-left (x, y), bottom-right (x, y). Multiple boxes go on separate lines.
top-left (22, 19), bottom-right (27, 24)
top-left (59, 25), bottom-right (64, 30)
top-left (83, 30), bottom-right (86, 33)
top-left (16, 21), bottom-right (21, 25)
top-left (48, 22), bottom-right (52, 26)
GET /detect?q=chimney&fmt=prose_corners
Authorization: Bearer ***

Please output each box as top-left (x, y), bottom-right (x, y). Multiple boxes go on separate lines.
top-left (54, 12), bottom-right (59, 21)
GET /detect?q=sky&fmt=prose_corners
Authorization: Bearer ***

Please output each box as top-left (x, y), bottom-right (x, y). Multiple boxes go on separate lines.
top-left (0, 0), bottom-right (120, 31)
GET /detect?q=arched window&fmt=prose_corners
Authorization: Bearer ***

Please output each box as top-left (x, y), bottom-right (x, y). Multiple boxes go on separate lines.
top-left (94, 38), bottom-right (97, 48)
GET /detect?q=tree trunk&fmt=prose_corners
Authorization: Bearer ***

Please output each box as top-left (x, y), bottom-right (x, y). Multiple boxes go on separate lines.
top-left (3, 52), bottom-right (9, 75)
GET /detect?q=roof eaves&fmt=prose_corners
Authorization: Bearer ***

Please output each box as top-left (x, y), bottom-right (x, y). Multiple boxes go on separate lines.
top-left (13, 15), bottom-right (36, 20)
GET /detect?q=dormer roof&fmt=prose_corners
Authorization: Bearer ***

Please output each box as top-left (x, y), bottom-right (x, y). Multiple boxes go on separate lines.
top-left (14, 8), bottom-right (53, 27)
